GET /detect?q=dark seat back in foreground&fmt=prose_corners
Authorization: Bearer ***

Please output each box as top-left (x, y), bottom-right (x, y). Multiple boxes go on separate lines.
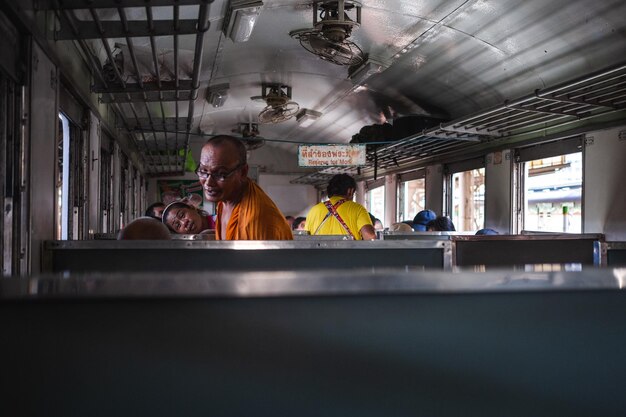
top-left (1, 270), bottom-right (625, 417)
top-left (606, 242), bottom-right (626, 266)
top-left (43, 240), bottom-right (451, 273)
top-left (453, 233), bottom-right (605, 268)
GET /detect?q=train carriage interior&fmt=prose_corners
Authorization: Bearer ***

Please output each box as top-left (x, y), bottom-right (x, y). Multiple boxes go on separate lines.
top-left (1, 1), bottom-right (626, 416)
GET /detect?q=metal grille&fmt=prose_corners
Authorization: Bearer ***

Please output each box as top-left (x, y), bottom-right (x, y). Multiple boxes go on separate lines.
top-left (39, 0), bottom-right (213, 176)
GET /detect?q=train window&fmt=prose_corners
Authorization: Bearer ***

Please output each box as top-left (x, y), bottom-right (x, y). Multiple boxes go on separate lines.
top-left (522, 153), bottom-right (582, 233)
top-left (56, 112), bottom-right (87, 240)
top-left (515, 137), bottom-right (583, 233)
top-left (450, 168), bottom-right (485, 231)
top-left (365, 178), bottom-right (385, 228)
top-left (119, 153), bottom-right (129, 228)
top-left (56, 114), bottom-right (70, 239)
top-left (70, 117), bottom-right (87, 239)
top-left (397, 171), bottom-right (426, 223)
top-left (99, 137), bottom-right (113, 233)
top-left (131, 168), bottom-right (138, 219)
top-left (445, 157), bottom-right (485, 231)
top-left (1, 70), bottom-right (24, 275)
top-left (139, 174), bottom-right (146, 218)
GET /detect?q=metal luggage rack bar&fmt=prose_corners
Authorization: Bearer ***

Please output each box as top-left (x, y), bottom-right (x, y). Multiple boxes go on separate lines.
top-left (290, 167), bottom-right (358, 187)
top-left (39, 0), bottom-right (213, 175)
top-left (370, 63), bottom-right (626, 170)
top-left (294, 63), bottom-right (626, 184)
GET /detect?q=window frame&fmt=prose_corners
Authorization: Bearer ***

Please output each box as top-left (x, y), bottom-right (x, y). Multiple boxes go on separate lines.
top-left (444, 157), bottom-right (485, 231)
top-left (514, 136), bottom-right (584, 234)
top-left (397, 169), bottom-right (426, 223)
top-left (365, 178), bottom-right (385, 226)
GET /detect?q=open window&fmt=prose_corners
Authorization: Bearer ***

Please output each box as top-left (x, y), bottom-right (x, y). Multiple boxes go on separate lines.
top-left (397, 170), bottom-right (425, 223)
top-left (57, 81), bottom-right (89, 240)
top-left (99, 134), bottom-right (114, 233)
top-left (119, 152), bottom-right (130, 228)
top-left (446, 158), bottom-right (485, 232)
top-left (515, 137), bottom-right (583, 233)
top-left (365, 178), bottom-right (385, 228)
top-left (1, 70), bottom-right (24, 275)
top-left (56, 112), bottom-right (87, 240)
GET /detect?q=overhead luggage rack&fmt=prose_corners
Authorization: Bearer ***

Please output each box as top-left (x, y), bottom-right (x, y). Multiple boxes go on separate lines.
top-left (294, 62), bottom-right (626, 184)
top-left (37, 0), bottom-right (214, 175)
top-left (370, 62), bottom-right (626, 171)
top-left (290, 166), bottom-right (358, 187)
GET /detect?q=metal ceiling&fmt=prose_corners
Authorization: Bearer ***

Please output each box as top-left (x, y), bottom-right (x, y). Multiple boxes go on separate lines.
top-left (32, 0), bottom-right (626, 177)
top-left (293, 62), bottom-right (626, 184)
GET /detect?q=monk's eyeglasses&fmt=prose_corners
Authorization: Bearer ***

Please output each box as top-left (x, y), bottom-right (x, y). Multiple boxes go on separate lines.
top-left (195, 163), bottom-right (243, 182)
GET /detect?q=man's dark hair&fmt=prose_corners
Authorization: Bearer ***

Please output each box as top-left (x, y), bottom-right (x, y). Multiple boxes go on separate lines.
top-left (292, 216), bottom-right (306, 230)
top-left (476, 228), bottom-right (499, 235)
top-left (426, 216), bottom-right (456, 232)
top-left (326, 174), bottom-right (356, 197)
top-left (145, 202), bottom-right (165, 219)
top-left (205, 135), bottom-right (247, 165)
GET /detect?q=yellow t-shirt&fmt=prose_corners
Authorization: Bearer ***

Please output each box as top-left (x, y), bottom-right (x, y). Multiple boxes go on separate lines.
top-left (305, 196), bottom-right (373, 240)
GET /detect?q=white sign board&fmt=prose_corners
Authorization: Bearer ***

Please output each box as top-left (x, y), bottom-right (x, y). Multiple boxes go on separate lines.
top-left (298, 144), bottom-right (367, 167)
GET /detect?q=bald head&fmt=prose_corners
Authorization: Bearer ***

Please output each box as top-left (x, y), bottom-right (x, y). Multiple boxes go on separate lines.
top-left (203, 135), bottom-right (247, 165)
top-left (118, 217), bottom-right (171, 240)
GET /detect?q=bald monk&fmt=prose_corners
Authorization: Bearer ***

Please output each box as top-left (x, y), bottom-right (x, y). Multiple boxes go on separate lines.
top-left (117, 217), bottom-right (171, 240)
top-left (197, 135), bottom-right (292, 240)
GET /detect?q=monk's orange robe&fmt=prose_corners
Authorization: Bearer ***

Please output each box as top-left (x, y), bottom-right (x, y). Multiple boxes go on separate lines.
top-left (215, 180), bottom-right (293, 240)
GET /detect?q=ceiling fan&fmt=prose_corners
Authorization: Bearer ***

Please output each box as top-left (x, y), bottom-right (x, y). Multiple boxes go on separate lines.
top-left (290, 0), bottom-right (364, 67)
top-left (231, 122), bottom-right (265, 150)
top-left (252, 84), bottom-right (300, 124)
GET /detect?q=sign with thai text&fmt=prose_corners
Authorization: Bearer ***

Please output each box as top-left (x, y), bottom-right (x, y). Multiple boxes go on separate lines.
top-left (298, 144), bottom-right (366, 167)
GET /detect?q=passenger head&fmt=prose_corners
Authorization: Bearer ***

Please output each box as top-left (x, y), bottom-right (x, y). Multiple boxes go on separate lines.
top-left (327, 174), bottom-right (356, 199)
top-left (413, 209), bottom-right (437, 231)
top-left (292, 216), bottom-right (306, 231)
top-left (426, 216), bottom-right (456, 232)
top-left (162, 201), bottom-right (208, 234)
top-left (390, 222), bottom-right (414, 232)
top-left (374, 219), bottom-right (384, 230)
top-left (285, 215), bottom-right (295, 228)
top-left (476, 228), bottom-right (499, 235)
top-left (145, 202), bottom-right (166, 220)
top-left (198, 135), bottom-right (248, 203)
top-left (117, 217), bottom-right (171, 240)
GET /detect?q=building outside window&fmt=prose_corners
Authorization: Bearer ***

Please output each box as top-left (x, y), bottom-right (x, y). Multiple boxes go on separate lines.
top-left (367, 184), bottom-right (385, 228)
top-left (523, 152), bottom-right (582, 233)
top-left (397, 177), bottom-right (425, 223)
top-left (451, 168), bottom-right (485, 231)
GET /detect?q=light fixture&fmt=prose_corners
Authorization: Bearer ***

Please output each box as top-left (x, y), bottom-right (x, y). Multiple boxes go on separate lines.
top-left (207, 83), bottom-right (229, 108)
top-left (296, 109), bottom-right (322, 127)
top-left (347, 57), bottom-right (387, 86)
top-left (223, 1), bottom-right (263, 43)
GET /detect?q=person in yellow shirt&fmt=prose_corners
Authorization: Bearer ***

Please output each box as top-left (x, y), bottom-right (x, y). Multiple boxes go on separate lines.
top-left (197, 135), bottom-right (292, 240)
top-left (305, 174), bottom-right (376, 240)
